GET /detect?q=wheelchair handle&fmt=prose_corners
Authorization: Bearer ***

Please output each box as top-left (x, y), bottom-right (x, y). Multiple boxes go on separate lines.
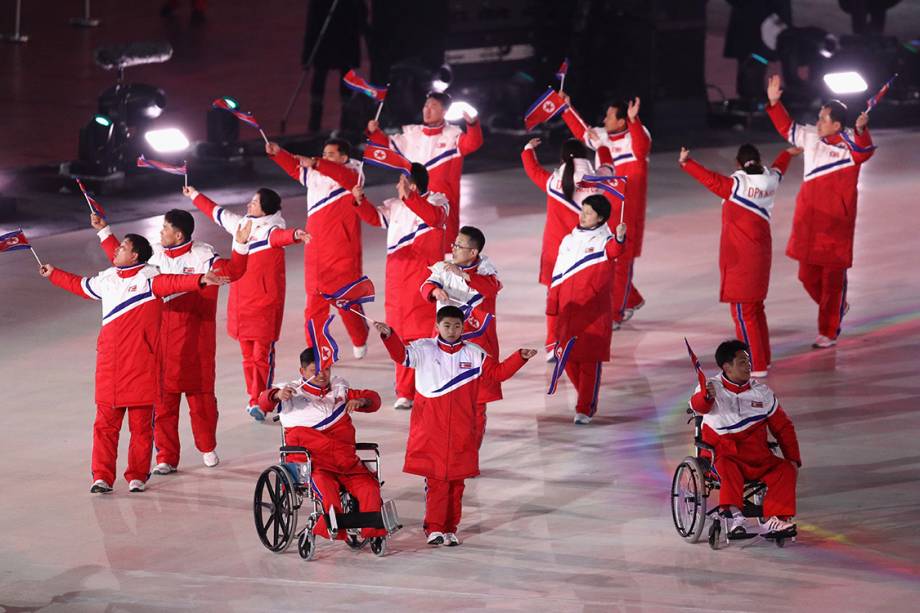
top-left (272, 415), bottom-right (280, 422)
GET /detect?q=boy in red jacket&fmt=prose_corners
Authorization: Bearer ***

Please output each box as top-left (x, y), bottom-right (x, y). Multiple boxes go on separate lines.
top-left (374, 307), bottom-right (537, 546)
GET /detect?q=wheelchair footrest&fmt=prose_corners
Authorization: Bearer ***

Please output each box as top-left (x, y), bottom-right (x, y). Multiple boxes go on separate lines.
top-left (327, 511), bottom-right (385, 530)
top-left (762, 526), bottom-right (797, 539)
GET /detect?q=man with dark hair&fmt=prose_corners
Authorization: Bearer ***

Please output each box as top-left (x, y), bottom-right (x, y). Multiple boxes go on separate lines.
top-left (91, 209), bottom-right (250, 472)
top-left (562, 94), bottom-right (651, 329)
top-left (374, 307), bottom-right (536, 546)
top-left (689, 340), bottom-right (801, 538)
top-left (766, 75), bottom-right (876, 348)
top-left (421, 225), bottom-right (501, 447)
top-left (184, 185), bottom-right (309, 421)
top-left (267, 138), bottom-right (375, 360)
top-left (38, 233), bottom-right (229, 494)
top-left (366, 90), bottom-right (483, 248)
top-left (256, 346), bottom-right (385, 544)
top-left (351, 166), bottom-right (448, 409)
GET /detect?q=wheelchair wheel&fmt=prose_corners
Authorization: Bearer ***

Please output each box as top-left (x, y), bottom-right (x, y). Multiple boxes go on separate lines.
top-left (775, 536), bottom-right (785, 548)
top-left (671, 457), bottom-right (708, 543)
top-left (708, 519), bottom-right (722, 550)
top-left (298, 529), bottom-right (316, 560)
top-left (370, 536), bottom-right (387, 557)
top-left (253, 466), bottom-right (299, 553)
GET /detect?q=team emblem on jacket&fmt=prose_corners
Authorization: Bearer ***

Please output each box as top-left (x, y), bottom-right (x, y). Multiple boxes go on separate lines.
top-left (459, 361), bottom-right (472, 369)
top-left (585, 247), bottom-right (595, 253)
top-left (183, 266), bottom-right (195, 273)
top-left (127, 285), bottom-right (137, 293)
top-left (751, 401), bottom-right (764, 408)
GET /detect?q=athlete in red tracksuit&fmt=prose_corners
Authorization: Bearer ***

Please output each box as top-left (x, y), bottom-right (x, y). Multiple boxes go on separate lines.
top-left (765, 75), bottom-right (875, 348)
top-left (521, 138), bottom-right (618, 351)
top-left (351, 167), bottom-right (448, 409)
top-left (679, 145), bottom-right (796, 375)
top-left (375, 308), bottom-right (536, 545)
top-left (91, 212), bottom-right (249, 471)
top-left (562, 96), bottom-right (651, 325)
top-left (266, 140), bottom-right (372, 355)
top-left (257, 348), bottom-right (385, 541)
top-left (38, 234), bottom-right (225, 493)
top-left (184, 185), bottom-right (308, 420)
top-left (548, 195), bottom-right (626, 424)
top-left (420, 225), bottom-right (501, 447)
top-left (689, 339), bottom-right (801, 536)
top-left (366, 91), bottom-right (483, 248)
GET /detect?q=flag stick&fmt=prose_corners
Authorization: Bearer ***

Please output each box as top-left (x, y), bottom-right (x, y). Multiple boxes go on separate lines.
top-left (84, 199), bottom-right (95, 215)
top-left (559, 74), bottom-right (565, 94)
top-left (184, 163), bottom-right (188, 188)
top-left (29, 246), bottom-right (42, 267)
top-left (348, 305), bottom-right (375, 324)
top-left (620, 198), bottom-right (625, 225)
top-left (374, 101), bottom-right (385, 122)
top-left (258, 128), bottom-right (270, 145)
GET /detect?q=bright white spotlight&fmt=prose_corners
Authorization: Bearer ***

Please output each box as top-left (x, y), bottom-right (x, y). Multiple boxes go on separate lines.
top-left (145, 128), bottom-right (190, 153)
top-left (445, 101), bottom-right (478, 122)
top-left (823, 71), bottom-right (868, 94)
top-left (431, 79), bottom-right (449, 93)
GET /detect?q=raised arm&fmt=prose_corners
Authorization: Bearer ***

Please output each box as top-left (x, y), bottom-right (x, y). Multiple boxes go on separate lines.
top-left (94, 223), bottom-right (119, 264)
top-left (365, 120), bottom-right (391, 147)
top-left (351, 185), bottom-right (385, 228)
top-left (561, 104), bottom-right (589, 143)
top-left (626, 98), bottom-right (651, 159)
top-left (458, 118), bottom-right (483, 156)
top-left (850, 114), bottom-right (875, 164)
top-left (521, 143), bottom-right (552, 189)
top-left (481, 349), bottom-right (530, 385)
top-left (771, 150), bottom-right (793, 177)
top-left (265, 143), bottom-right (303, 183)
top-left (679, 150), bottom-right (733, 200)
top-left (45, 267), bottom-right (102, 300)
top-left (186, 187), bottom-right (241, 235)
top-left (402, 190), bottom-right (447, 228)
top-left (151, 273), bottom-right (207, 297)
top-left (314, 158), bottom-right (360, 190)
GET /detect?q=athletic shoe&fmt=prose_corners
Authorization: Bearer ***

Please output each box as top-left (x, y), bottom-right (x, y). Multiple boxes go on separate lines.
top-left (728, 513), bottom-right (749, 537)
top-left (128, 480), bottom-right (146, 493)
top-left (202, 451), bottom-right (219, 467)
top-left (426, 531), bottom-right (445, 546)
top-left (750, 370), bottom-right (768, 378)
top-left (248, 405), bottom-right (266, 421)
top-left (90, 479), bottom-right (113, 494)
top-left (760, 516), bottom-right (795, 534)
top-left (444, 533), bottom-right (461, 546)
top-left (153, 463), bottom-right (177, 475)
top-left (545, 350), bottom-right (557, 363)
top-left (812, 335), bottom-right (837, 349)
top-left (353, 345), bottom-right (367, 359)
top-left (393, 397), bottom-right (413, 410)
top-left (573, 413), bottom-right (592, 425)
top-left (622, 300), bottom-right (645, 322)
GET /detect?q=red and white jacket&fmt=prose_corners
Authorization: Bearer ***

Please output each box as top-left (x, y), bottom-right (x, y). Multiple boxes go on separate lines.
top-left (48, 264), bottom-right (205, 408)
top-left (382, 331), bottom-right (527, 481)
top-left (356, 190), bottom-right (449, 340)
top-left (521, 146), bottom-right (619, 286)
top-left (257, 376), bottom-right (381, 474)
top-left (690, 375), bottom-right (801, 468)
top-left (367, 120), bottom-right (483, 245)
top-left (268, 149), bottom-right (370, 295)
top-left (421, 256), bottom-right (503, 402)
top-left (681, 151), bottom-right (792, 303)
top-left (97, 227), bottom-right (248, 393)
top-left (563, 107), bottom-right (651, 258)
top-left (767, 102), bottom-right (875, 269)
top-left (547, 223), bottom-right (625, 362)
top-left (193, 194), bottom-right (300, 342)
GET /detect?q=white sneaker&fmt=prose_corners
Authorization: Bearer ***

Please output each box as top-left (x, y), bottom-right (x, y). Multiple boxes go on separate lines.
top-left (761, 516), bottom-right (795, 534)
top-left (750, 370), bottom-right (768, 378)
top-left (128, 480), bottom-right (146, 493)
top-left (444, 533), bottom-right (461, 547)
top-left (153, 463), bottom-right (177, 475)
top-left (573, 413), bottom-right (592, 425)
top-left (545, 350), bottom-right (557, 363)
top-left (202, 451), bottom-right (219, 467)
top-left (353, 344), bottom-right (367, 359)
top-left (393, 397), bottom-right (413, 410)
top-left (90, 479), bottom-right (113, 494)
top-left (622, 300), bottom-right (645, 322)
top-left (426, 531), bottom-right (445, 546)
top-left (812, 334), bottom-right (837, 349)
top-left (728, 513), bottom-right (748, 536)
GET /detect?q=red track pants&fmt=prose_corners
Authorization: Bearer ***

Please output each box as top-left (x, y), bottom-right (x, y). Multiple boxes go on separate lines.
top-left (92, 404), bottom-right (154, 485)
top-left (239, 339), bottom-right (276, 407)
top-left (424, 477), bottom-right (466, 535)
top-left (730, 301), bottom-right (771, 372)
top-left (154, 391), bottom-right (218, 466)
top-left (797, 263), bottom-right (848, 339)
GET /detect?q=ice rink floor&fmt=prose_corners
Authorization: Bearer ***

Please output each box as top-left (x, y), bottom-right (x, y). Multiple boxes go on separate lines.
top-left (2, 133), bottom-right (919, 611)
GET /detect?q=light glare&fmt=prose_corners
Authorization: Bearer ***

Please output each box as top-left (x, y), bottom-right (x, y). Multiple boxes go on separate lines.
top-left (144, 127), bottom-right (190, 153)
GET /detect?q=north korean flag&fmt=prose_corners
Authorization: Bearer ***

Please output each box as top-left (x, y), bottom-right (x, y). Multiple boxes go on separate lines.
top-left (524, 88), bottom-right (568, 131)
top-left (363, 143), bottom-right (412, 176)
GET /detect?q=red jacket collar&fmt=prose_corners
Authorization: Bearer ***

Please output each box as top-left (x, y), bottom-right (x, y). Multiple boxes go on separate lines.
top-left (606, 128), bottom-right (628, 140)
top-left (720, 374), bottom-right (751, 394)
top-left (300, 379), bottom-right (329, 397)
top-left (116, 263), bottom-right (146, 278)
top-left (162, 240), bottom-right (193, 258)
top-left (436, 336), bottom-right (464, 354)
top-left (422, 123), bottom-right (445, 136)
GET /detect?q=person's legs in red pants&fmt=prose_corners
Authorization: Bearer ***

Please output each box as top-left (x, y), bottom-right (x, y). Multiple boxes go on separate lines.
top-left (756, 458), bottom-right (798, 518)
top-left (241, 339), bottom-right (275, 417)
top-left (714, 456), bottom-right (745, 511)
top-left (92, 404), bottom-right (125, 485)
top-left (817, 268), bottom-right (847, 340)
top-left (338, 471), bottom-right (387, 538)
top-left (797, 262), bottom-right (823, 305)
top-left (394, 363), bottom-right (415, 401)
top-left (423, 477), bottom-right (451, 536)
top-left (564, 361), bottom-right (602, 417)
top-left (309, 469), bottom-right (347, 540)
top-left (730, 301), bottom-right (770, 373)
top-left (612, 257), bottom-right (643, 323)
top-left (124, 405), bottom-right (154, 484)
top-left (444, 479), bottom-right (466, 536)
top-left (187, 392), bottom-right (218, 454)
top-left (154, 391), bottom-right (182, 466)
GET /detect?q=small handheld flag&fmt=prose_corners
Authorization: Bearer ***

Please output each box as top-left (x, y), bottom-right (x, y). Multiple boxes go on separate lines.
top-left (684, 338), bottom-right (709, 395)
top-left (212, 97), bottom-right (269, 144)
top-left (362, 143), bottom-right (412, 176)
top-left (343, 70), bottom-right (388, 103)
top-left (137, 155), bottom-right (189, 186)
top-left (75, 179), bottom-right (106, 218)
top-left (0, 228), bottom-right (42, 265)
top-left (579, 175), bottom-right (627, 200)
top-left (524, 88), bottom-right (568, 131)
top-left (556, 58), bottom-right (569, 92)
top-left (307, 313), bottom-right (341, 371)
top-left (865, 73), bottom-right (898, 113)
top-left (547, 336), bottom-right (576, 394)
top-left (321, 275), bottom-right (375, 313)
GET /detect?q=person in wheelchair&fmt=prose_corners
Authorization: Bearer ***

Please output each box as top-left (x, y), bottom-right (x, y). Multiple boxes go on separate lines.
top-left (689, 340), bottom-right (802, 537)
top-left (256, 347), bottom-right (386, 542)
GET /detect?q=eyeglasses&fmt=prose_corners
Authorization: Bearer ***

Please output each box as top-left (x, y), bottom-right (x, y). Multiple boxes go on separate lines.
top-left (451, 243), bottom-right (473, 250)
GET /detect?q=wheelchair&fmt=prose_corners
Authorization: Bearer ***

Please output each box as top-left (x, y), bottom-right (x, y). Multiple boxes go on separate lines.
top-left (253, 418), bottom-right (402, 560)
top-left (670, 409), bottom-right (796, 550)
